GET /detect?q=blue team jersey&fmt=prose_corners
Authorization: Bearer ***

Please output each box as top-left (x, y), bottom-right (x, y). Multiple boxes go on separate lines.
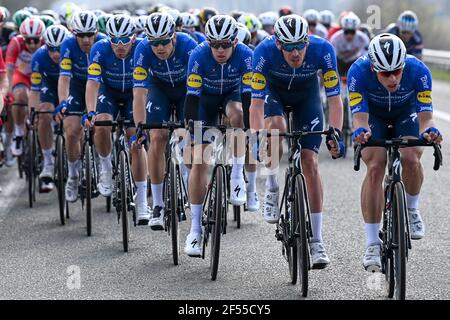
top-left (87, 38), bottom-right (142, 92)
top-left (186, 42), bottom-right (253, 97)
top-left (347, 55), bottom-right (433, 114)
top-left (132, 32), bottom-right (198, 88)
top-left (30, 45), bottom-right (60, 92)
top-left (59, 33), bottom-right (107, 83)
top-left (251, 35), bottom-right (340, 99)
top-left (387, 26), bottom-right (423, 57)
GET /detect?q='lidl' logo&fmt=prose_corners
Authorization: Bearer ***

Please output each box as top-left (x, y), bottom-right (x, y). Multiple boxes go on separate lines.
top-left (323, 70), bottom-right (338, 89)
top-left (349, 92), bottom-right (363, 107)
top-left (242, 72), bottom-right (253, 86)
top-left (187, 74), bottom-right (202, 88)
top-left (88, 63), bottom-right (102, 76)
top-left (60, 58), bottom-right (72, 71)
top-left (417, 91), bottom-right (432, 104)
top-left (31, 72), bottom-right (42, 85)
top-left (251, 73), bottom-right (266, 91)
top-left (133, 67), bottom-right (148, 81)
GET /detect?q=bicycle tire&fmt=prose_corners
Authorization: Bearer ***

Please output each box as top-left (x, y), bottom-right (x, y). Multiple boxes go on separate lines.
top-left (233, 205), bottom-right (241, 229)
top-left (28, 129), bottom-right (35, 208)
top-left (294, 174), bottom-right (309, 297)
top-left (85, 142), bottom-right (92, 237)
top-left (210, 166), bottom-right (225, 281)
top-left (119, 151), bottom-right (129, 252)
top-left (56, 136), bottom-right (66, 225)
top-left (169, 159), bottom-right (179, 265)
top-left (284, 176), bottom-right (297, 285)
top-left (392, 182), bottom-right (407, 300)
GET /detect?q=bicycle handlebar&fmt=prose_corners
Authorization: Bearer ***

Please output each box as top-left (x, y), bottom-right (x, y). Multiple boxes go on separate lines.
top-left (94, 119), bottom-right (133, 128)
top-left (354, 138), bottom-right (443, 172)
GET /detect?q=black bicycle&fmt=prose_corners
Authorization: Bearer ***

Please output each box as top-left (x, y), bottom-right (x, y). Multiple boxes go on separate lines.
top-left (96, 118), bottom-right (135, 252)
top-left (354, 135), bottom-right (442, 300)
top-left (271, 107), bottom-right (340, 297)
top-left (53, 119), bottom-right (70, 225)
top-left (138, 121), bottom-right (188, 264)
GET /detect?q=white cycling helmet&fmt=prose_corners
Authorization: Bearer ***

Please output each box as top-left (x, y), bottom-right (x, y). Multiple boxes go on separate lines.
top-left (368, 33), bottom-right (407, 72)
top-left (398, 10), bottom-right (418, 33)
top-left (181, 12), bottom-right (199, 28)
top-left (236, 22), bottom-right (251, 44)
top-left (258, 11), bottom-right (278, 27)
top-left (43, 25), bottom-right (69, 47)
top-left (341, 13), bottom-right (361, 30)
top-left (19, 17), bottom-right (46, 38)
top-left (320, 10), bottom-right (335, 26)
top-left (205, 15), bottom-right (238, 41)
top-left (106, 15), bottom-right (135, 38)
top-left (134, 15), bottom-right (147, 32)
top-left (237, 13), bottom-right (260, 33)
top-left (71, 11), bottom-right (98, 34)
top-left (303, 9), bottom-right (320, 23)
top-left (58, 2), bottom-right (80, 25)
top-left (274, 14), bottom-right (309, 44)
top-left (145, 13), bottom-right (175, 39)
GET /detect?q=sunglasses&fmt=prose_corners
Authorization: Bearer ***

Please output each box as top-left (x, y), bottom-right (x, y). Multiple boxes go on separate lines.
top-left (377, 68), bottom-right (403, 78)
top-left (344, 29), bottom-right (356, 35)
top-left (208, 40), bottom-right (233, 49)
top-left (76, 32), bottom-right (96, 39)
top-left (47, 46), bottom-right (60, 53)
top-left (149, 38), bottom-right (172, 47)
top-left (110, 36), bottom-right (132, 45)
top-left (25, 38), bottom-right (40, 45)
top-left (280, 41), bottom-right (308, 52)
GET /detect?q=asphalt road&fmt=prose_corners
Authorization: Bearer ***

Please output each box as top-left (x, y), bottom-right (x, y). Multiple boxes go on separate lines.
top-left (0, 81), bottom-right (449, 301)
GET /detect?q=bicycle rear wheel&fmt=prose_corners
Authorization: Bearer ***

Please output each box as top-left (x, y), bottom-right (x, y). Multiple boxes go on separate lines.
top-left (27, 129), bottom-right (36, 208)
top-left (210, 166), bottom-right (225, 281)
top-left (119, 150), bottom-right (129, 252)
top-left (392, 182), bottom-right (407, 300)
top-left (294, 174), bottom-right (309, 297)
top-left (84, 142), bottom-right (92, 237)
top-left (56, 135), bottom-right (66, 225)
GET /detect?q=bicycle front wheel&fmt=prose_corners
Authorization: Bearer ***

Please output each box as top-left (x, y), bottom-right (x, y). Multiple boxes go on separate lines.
top-left (169, 159), bottom-right (180, 265)
top-left (84, 142), bottom-right (92, 237)
top-left (56, 135), bottom-right (66, 225)
top-left (294, 174), bottom-right (309, 297)
top-left (28, 129), bottom-right (36, 208)
top-left (210, 166), bottom-right (226, 281)
top-left (119, 151), bottom-right (129, 252)
top-left (392, 182), bottom-right (407, 300)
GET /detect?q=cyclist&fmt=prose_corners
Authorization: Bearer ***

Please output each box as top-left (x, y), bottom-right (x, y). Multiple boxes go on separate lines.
top-left (82, 15), bottom-right (139, 199)
top-left (29, 25), bottom-right (70, 193)
top-left (330, 13), bottom-right (369, 79)
top-left (180, 12), bottom-right (206, 44)
top-left (320, 10), bottom-right (335, 32)
top-left (249, 15), bottom-right (345, 269)
top-left (327, 11), bottom-right (350, 40)
top-left (303, 9), bottom-right (328, 39)
top-left (197, 7), bottom-right (218, 34)
top-left (386, 11), bottom-right (423, 60)
top-left (6, 17), bottom-right (45, 158)
top-left (238, 13), bottom-right (268, 46)
top-left (1, 6), bottom-right (14, 56)
top-left (236, 23), bottom-right (253, 49)
top-left (133, 15), bottom-right (147, 38)
top-left (349, 34), bottom-right (442, 271)
top-left (132, 13), bottom-right (197, 227)
top-left (183, 15), bottom-right (255, 257)
top-left (57, 2), bottom-right (81, 29)
top-left (258, 11), bottom-right (278, 35)
top-left (53, 10), bottom-right (106, 203)
top-left (278, 6), bottom-right (293, 17)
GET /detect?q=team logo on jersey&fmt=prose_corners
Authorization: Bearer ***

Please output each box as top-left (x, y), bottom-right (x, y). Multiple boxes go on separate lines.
top-left (60, 58), bottom-right (72, 70)
top-left (242, 72), bottom-right (253, 86)
top-left (88, 63), bottom-right (102, 76)
top-left (323, 71), bottom-right (338, 89)
top-left (31, 72), bottom-right (42, 85)
top-left (417, 91), bottom-right (432, 104)
top-left (251, 73), bottom-right (266, 90)
top-left (349, 92), bottom-right (363, 107)
top-left (187, 74), bottom-right (202, 88)
top-left (133, 67), bottom-right (148, 81)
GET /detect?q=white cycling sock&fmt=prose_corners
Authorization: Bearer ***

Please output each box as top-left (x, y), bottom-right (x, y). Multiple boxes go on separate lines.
top-left (43, 149), bottom-right (54, 167)
top-left (99, 154), bottom-right (112, 173)
top-left (135, 181), bottom-right (148, 209)
top-left (15, 124), bottom-right (25, 137)
top-left (3, 132), bottom-right (13, 147)
top-left (231, 156), bottom-right (245, 179)
top-left (365, 223), bottom-right (382, 247)
top-left (406, 193), bottom-right (420, 210)
top-left (265, 167), bottom-right (279, 192)
top-left (311, 212), bottom-right (323, 243)
top-left (68, 160), bottom-right (80, 178)
top-left (190, 204), bottom-right (203, 234)
top-left (151, 183), bottom-right (164, 209)
top-left (246, 170), bottom-right (257, 192)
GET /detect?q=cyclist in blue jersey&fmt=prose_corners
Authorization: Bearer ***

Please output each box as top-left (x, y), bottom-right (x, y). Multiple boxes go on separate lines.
top-left (349, 34), bottom-right (443, 271)
top-left (386, 11), bottom-right (423, 60)
top-left (183, 15), bottom-right (256, 257)
top-left (250, 15), bottom-right (346, 269)
top-left (53, 10), bottom-right (106, 203)
top-left (29, 25), bottom-right (70, 193)
top-left (180, 12), bottom-right (206, 44)
top-left (132, 13), bottom-right (198, 227)
top-left (82, 15), bottom-right (139, 200)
